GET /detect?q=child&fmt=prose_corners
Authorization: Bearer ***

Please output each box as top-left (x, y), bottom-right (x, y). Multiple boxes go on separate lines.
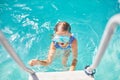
top-left (29, 22), bottom-right (78, 71)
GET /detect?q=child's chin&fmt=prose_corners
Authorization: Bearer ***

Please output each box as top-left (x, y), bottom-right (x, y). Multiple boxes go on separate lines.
top-left (60, 45), bottom-right (66, 48)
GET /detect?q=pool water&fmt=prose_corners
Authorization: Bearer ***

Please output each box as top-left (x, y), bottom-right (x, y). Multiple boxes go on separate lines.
top-left (0, 0), bottom-right (120, 80)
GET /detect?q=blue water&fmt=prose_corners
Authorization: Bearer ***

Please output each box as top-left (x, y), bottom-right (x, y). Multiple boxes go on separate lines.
top-left (0, 0), bottom-right (120, 80)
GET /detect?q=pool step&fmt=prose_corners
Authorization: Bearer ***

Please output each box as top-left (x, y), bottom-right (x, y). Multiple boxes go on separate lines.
top-left (29, 70), bottom-right (94, 80)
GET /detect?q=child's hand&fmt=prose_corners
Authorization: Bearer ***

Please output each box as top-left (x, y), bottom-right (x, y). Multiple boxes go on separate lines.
top-left (29, 59), bottom-right (38, 66)
top-left (69, 66), bottom-right (75, 71)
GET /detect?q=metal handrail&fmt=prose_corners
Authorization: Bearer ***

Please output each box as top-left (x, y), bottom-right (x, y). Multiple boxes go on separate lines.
top-left (86, 14), bottom-right (120, 74)
top-left (0, 31), bottom-right (39, 80)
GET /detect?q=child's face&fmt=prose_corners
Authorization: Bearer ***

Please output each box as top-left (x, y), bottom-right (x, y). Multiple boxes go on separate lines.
top-left (55, 28), bottom-right (70, 48)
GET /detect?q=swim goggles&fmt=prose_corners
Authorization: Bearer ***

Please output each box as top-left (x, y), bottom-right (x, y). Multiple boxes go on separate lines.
top-left (52, 34), bottom-right (70, 43)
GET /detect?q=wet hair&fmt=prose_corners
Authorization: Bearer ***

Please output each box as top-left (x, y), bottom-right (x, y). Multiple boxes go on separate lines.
top-left (54, 22), bottom-right (71, 32)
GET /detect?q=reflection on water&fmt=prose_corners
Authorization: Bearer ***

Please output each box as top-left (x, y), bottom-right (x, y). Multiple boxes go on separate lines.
top-left (0, 0), bottom-right (120, 80)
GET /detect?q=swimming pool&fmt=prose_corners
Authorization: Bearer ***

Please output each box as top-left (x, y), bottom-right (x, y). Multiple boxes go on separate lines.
top-left (0, 0), bottom-right (120, 80)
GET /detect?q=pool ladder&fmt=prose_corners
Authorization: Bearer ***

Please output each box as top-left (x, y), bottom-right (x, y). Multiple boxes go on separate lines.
top-left (0, 14), bottom-right (120, 80)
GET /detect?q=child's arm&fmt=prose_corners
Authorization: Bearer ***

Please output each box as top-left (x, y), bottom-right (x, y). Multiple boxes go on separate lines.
top-left (29, 42), bottom-right (56, 66)
top-left (69, 39), bottom-right (78, 71)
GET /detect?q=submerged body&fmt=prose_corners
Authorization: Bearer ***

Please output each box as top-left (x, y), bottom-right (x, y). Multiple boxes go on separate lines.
top-left (29, 22), bottom-right (78, 71)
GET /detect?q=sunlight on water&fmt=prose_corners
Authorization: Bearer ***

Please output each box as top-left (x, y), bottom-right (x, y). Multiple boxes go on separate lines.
top-left (0, 0), bottom-right (120, 80)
